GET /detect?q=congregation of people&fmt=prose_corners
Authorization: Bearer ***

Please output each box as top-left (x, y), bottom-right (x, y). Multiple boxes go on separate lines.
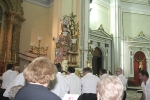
top-left (0, 57), bottom-right (149, 100)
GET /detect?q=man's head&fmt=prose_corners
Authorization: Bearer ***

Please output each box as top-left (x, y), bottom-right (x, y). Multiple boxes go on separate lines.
top-left (7, 64), bottom-right (14, 70)
top-left (82, 67), bottom-right (92, 76)
top-left (13, 66), bottom-right (20, 73)
top-left (139, 70), bottom-right (149, 82)
top-left (67, 67), bottom-right (75, 74)
top-left (23, 57), bottom-right (57, 86)
top-left (55, 63), bottom-right (62, 72)
top-left (116, 68), bottom-right (122, 76)
top-left (97, 75), bottom-right (123, 100)
top-left (99, 68), bottom-right (107, 76)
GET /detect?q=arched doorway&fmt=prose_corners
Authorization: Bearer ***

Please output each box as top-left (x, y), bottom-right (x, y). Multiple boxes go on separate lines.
top-left (134, 51), bottom-right (146, 85)
top-left (92, 47), bottom-right (102, 75)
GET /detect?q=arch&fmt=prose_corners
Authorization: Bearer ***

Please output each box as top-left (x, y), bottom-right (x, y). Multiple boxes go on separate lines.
top-left (134, 51), bottom-right (146, 86)
top-left (92, 45), bottom-right (105, 75)
top-left (133, 50), bottom-right (148, 60)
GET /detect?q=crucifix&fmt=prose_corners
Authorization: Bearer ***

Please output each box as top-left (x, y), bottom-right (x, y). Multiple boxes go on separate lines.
top-left (135, 53), bottom-right (145, 71)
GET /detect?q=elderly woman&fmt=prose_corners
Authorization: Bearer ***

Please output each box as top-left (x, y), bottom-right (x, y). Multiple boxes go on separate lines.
top-left (14, 57), bottom-right (61, 100)
top-left (97, 75), bottom-right (124, 100)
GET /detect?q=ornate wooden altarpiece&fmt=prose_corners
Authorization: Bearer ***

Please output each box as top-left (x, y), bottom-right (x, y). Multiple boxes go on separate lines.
top-left (0, 0), bottom-right (25, 75)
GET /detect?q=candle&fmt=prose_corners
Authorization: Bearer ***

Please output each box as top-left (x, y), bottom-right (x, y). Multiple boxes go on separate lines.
top-left (15, 54), bottom-right (16, 63)
top-left (4, 52), bottom-right (6, 62)
top-left (9, 52), bottom-right (11, 63)
top-left (87, 62), bottom-right (90, 67)
top-left (30, 42), bottom-right (35, 46)
top-left (63, 32), bottom-right (67, 36)
top-left (71, 39), bottom-right (77, 44)
top-left (37, 36), bottom-right (42, 40)
top-left (54, 38), bottom-right (59, 43)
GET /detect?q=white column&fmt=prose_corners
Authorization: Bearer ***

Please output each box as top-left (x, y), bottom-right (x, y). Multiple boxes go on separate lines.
top-left (146, 59), bottom-right (150, 73)
top-left (51, 0), bottom-right (61, 62)
top-left (81, 0), bottom-right (90, 68)
top-left (110, 0), bottom-right (122, 70)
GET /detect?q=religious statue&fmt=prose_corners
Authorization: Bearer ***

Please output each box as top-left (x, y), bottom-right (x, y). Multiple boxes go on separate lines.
top-left (61, 59), bottom-right (68, 72)
top-left (135, 58), bottom-right (145, 70)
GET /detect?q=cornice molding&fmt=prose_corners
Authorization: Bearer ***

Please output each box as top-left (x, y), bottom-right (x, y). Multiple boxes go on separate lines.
top-left (121, 0), bottom-right (150, 5)
top-left (23, 0), bottom-right (54, 8)
top-left (93, 0), bottom-right (110, 8)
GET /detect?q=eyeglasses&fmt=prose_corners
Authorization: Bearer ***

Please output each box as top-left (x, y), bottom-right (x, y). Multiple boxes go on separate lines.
top-left (116, 71), bottom-right (121, 72)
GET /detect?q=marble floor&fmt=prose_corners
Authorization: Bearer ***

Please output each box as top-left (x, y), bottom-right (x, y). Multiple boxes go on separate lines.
top-left (126, 87), bottom-right (142, 100)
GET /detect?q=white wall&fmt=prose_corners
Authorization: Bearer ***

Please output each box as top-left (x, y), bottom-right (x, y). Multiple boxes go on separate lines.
top-left (90, 2), bottom-right (110, 34)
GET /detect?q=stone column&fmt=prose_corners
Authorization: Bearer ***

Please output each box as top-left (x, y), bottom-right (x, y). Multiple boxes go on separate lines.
top-left (81, 0), bottom-right (90, 68)
top-left (110, 0), bottom-right (122, 69)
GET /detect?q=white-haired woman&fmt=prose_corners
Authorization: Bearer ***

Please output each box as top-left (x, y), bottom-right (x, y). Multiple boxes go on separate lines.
top-left (97, 75), bottom-right (124, 100)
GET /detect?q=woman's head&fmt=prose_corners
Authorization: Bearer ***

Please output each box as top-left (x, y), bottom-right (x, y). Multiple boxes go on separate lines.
top-left (97, 75), bottom-right (123, 100)
top-left (23, 57), bottom-right (57, 85)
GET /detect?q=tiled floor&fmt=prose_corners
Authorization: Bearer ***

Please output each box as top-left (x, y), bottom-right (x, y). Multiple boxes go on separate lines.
top-left (126, 90), bottom-right (142, 100)
top-left (126, 87), bottom-right (142, 100)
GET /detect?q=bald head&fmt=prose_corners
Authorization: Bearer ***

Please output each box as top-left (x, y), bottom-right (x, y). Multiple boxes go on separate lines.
top-left (13, 66), bottom-right (20, 73)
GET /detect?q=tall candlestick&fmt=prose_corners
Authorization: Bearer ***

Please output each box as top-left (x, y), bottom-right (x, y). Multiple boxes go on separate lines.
top-left (9, 51), bottom-right (11, 63)
top-left (15, 54), bottom-right (16, 63)
top-left (4, 52), bottom-right (6, 62)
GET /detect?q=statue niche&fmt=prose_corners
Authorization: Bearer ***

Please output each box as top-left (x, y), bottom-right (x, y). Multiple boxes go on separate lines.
top-left (0, 0), bottom-right (25, 75)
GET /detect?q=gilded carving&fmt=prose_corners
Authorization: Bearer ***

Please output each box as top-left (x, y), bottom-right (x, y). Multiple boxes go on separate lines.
top-left (138, 31), bottom-right (145, 37)
top-left (0, 0), bottom-right (25, 74)
top-left (98, 24), bottom-right (104, 31)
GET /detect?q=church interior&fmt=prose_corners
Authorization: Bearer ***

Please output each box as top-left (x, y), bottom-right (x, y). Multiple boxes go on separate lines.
top-left (0, 0), bottom-right (150, 90)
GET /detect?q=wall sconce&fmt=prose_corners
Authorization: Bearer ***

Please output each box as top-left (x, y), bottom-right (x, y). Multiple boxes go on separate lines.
top-left (30, 36), bottom-right (48, 57)
top-left (86, 39), bottom-right (96, 66)
top-left (87, 40), bottom-right (96, 53)
top-left (89, 44), bottom-right (96, 53)
top-left (105, 44), bottom-right (109, 56)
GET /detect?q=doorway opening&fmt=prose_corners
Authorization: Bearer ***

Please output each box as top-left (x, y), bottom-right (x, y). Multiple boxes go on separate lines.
top-left (134, 51), bottom-right (146, 86)
top-left (92, 47), bottom-right (102, 75)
